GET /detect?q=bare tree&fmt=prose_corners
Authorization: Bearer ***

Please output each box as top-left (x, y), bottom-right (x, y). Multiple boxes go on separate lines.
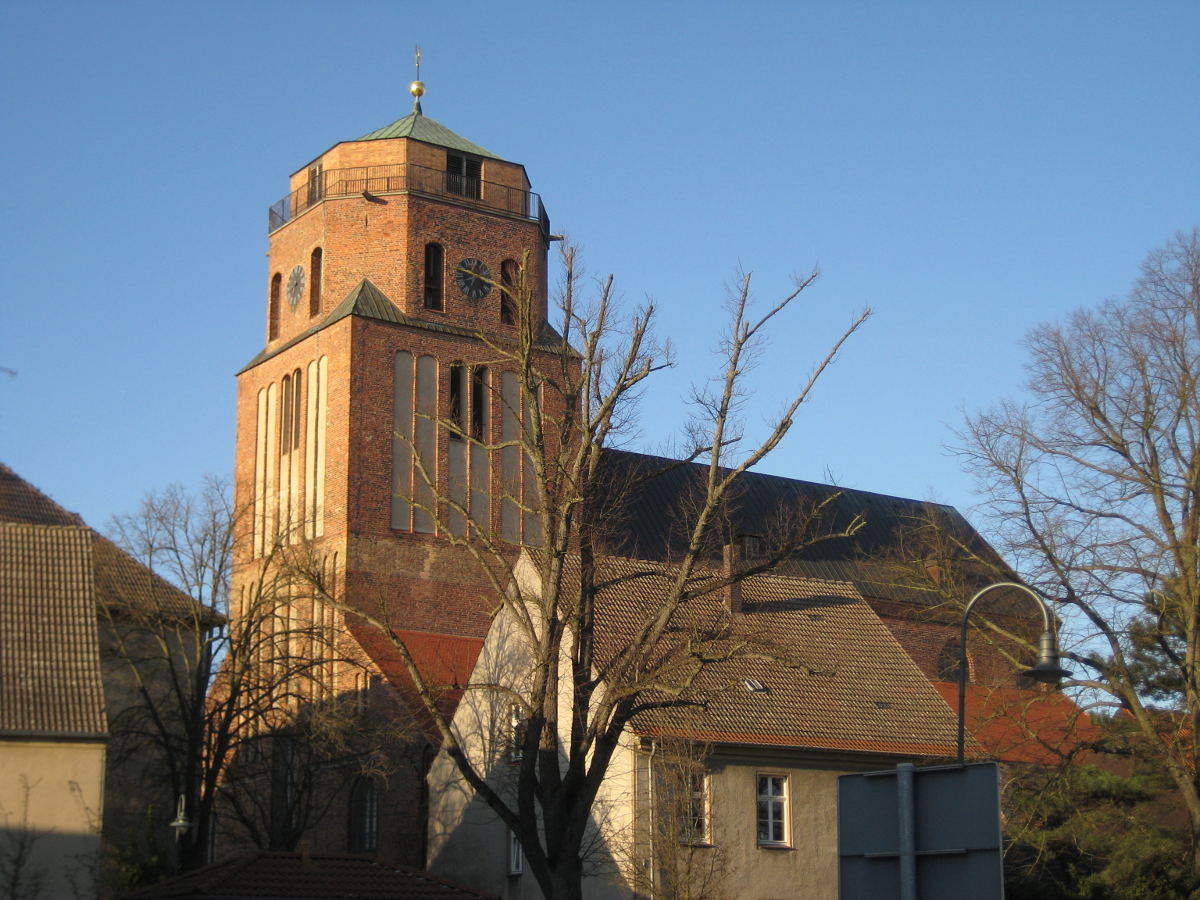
top-left (628, 740), bottom-right (730, 900)
top-left (105, 479), bottom-right (401, 877)
top-left (322, 247), bottom-right (869, 899)
top-left (0, 777), bottom-right (49, 900)
top-left (960, 228), bottom-right (1200, 880)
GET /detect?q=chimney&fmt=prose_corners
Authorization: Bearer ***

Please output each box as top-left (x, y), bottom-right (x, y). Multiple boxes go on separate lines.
top-left (723, 542), bottom-right (743, 615)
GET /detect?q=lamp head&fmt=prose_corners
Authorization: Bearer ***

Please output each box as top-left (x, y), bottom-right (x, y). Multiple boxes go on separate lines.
top-left (1022, 629), bottom-right (1072, 683)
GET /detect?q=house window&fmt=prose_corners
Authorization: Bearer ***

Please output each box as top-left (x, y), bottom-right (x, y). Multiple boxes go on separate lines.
top-left (683, 772), bottom-right (710, 845)
top-left (500, 259), bottom-right (517, 325)
top-left (446, 152), bottom-right (481, 199)
top-left (269, 272), bottom-right (282, 340)
top-left (348, 777), bottom-right (379, 853)
top-left (509, 706), bottom-right (527, 762)
top-left (756, 774), bottom-right (788, 846)
top-left (424, 243), bottom-right (444, 310)
top-left (508, 829), bottom-right (523, 875)
top-left (309, 247), bottom-right (322, 317)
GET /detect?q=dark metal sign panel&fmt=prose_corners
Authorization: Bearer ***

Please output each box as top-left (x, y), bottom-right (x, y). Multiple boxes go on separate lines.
top-left (838, 763), bottom-right (1003, 900)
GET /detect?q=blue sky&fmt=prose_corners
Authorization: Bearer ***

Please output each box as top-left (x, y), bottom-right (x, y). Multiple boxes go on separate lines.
top-left (1, 1), bottom-right (1197, 534)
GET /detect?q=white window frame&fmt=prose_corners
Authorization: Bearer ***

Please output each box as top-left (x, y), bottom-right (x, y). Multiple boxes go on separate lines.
top-left (509, 705), bottom-right (526, 763)
top-left (508, 829), bottom-right (524, 875)
top-left (682, 771), bottom-right (711, 845)
top-left (756, 773), bottom-right (789, 847)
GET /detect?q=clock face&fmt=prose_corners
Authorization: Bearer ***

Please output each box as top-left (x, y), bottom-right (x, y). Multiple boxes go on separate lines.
top-left (286, 265), bottom-right (305, 310)
top-left (455, 258), bottom-right (492, 301)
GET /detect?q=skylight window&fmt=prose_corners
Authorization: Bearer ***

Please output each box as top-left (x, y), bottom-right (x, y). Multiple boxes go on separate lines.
top-left (743, 678), bottom-right (768, 693)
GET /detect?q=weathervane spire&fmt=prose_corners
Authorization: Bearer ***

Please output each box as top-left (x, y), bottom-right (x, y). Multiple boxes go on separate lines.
top-left (410, 45), bottom-right (425, 116)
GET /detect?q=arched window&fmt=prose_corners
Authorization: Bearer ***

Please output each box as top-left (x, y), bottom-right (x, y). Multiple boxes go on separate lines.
top-left (424, 243), bottom-right (444, 310)
top-left (500, 259), bottom-right (517, 325)
top-left (269, 273), bottom-right (282, 340)
top-left (309, 248), bottom-right (322, 317)
top-left (348, 777), bottom-right (379, 854)
top-left (936, 639), bottom-right (972, 683)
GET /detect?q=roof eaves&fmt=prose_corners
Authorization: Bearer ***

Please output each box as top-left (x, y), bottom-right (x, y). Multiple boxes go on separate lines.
top-left (239, 280), bottom-right (578, 372)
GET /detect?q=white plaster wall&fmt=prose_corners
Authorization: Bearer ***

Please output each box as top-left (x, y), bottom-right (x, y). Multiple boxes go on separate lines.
top-left (0, 739), bottom-right (105, 899)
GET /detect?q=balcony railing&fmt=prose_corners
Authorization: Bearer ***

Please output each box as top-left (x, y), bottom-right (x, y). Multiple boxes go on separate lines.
top-left (268, 162), bottom-right (549, 236)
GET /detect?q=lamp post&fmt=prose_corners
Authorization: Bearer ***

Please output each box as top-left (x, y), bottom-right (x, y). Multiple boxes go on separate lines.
top-left (169, 793), bottom-right (191, 841)
top-left (956, 582), bottom-right (1071, 763)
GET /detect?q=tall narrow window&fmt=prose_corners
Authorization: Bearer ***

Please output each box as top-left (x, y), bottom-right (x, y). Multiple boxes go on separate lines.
top-left (683, 772), bottom-right (710, 844)
top-left (449, 364), bottom-right (467, 439)
top-left (269, 273), bottom-right (282, 340)
top-left (470, 367), bottom-right (488, 442)
top-left (348, 777), bottom-right (379, 854)
top-left (756, 775), bottom-right (789, 846)
top-left (508, 830), bottom-right (523, 875)
top-left (446, 152), bottom-right (481, 199)
top-left (307, 162), bottom-right (323, 206)
top-left (309, 247), bottom-right (322, 317)
top-left (500, 259), bottom-right (517, 325)
top-left (392, 351), bottom-right (415, 530)
top-left (305, 356), bottom-right (327, 539)
top-left (281, 374), bottom-right (293, 452)
top-left (509, 705), bottom-right (527, 762)
top-left (469, 367), bottom-right (491, 535)
top-left (424, 243), bottom-right (444, 310)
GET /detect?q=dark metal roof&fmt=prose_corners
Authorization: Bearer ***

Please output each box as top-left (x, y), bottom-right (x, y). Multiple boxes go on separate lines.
top-left (594, 449), bottom-right (1009, 608)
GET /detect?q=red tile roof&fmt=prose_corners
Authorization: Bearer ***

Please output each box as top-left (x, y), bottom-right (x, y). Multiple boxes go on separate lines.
top-left (933, 682), bottom-right (1103, 764)
top-left (0, 523), bottom-right (107, 738)
top-left (124, 850), bottom-right (497, 898)
top-left (349, 623), bottom-right (484, 737)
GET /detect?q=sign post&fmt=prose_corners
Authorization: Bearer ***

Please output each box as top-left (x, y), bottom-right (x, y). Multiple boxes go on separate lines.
top-left (838, 762), bottom-right (1004, 900)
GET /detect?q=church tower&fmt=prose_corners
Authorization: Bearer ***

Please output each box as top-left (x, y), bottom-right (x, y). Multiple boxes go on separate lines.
top-left (229, 77), bottom-right (561, 862)
top-left (234, 78), bottom-right (555, 641)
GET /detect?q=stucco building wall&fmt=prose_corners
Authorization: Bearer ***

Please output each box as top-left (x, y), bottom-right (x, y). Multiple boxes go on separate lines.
top-left (0, 739), bottom-right (106, 898)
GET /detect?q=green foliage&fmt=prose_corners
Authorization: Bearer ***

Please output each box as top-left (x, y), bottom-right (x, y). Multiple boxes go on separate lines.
top-left (1003, 730), bottom-right (1197, 900)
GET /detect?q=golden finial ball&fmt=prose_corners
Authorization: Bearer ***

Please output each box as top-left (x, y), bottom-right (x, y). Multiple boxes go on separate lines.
top-left (410, 80), bottom-right (426, 98)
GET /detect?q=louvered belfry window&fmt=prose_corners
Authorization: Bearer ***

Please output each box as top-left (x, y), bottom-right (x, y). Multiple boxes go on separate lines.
top-left (446, 152), bottom-right (481, 199)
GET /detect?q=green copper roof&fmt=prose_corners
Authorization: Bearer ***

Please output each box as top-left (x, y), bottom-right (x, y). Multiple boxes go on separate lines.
top-left (357, 112), bottom-right (502, 160)
top-left (238, 279), bottom-right (576, 374)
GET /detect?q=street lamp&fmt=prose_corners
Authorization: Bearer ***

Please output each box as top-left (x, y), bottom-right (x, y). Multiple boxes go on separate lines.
top-left (956, 582), bottom-right (1071, 763)
top-left (169, 793), bottom-right (191, 841)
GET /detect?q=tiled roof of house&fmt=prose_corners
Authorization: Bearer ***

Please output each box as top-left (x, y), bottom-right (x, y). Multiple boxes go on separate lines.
top-left (933, 681), bottom-right (1103, 765)
top-left (0, 461), bottom-right (86, 526)
top-left (125, 849), bottom-right (497, 898)
top-left (0, 462), bottom-right (210, 622)
top-left (0, 522), bottom-right (107, 738)
top-left (538, 553), bottom-right (973, 759)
